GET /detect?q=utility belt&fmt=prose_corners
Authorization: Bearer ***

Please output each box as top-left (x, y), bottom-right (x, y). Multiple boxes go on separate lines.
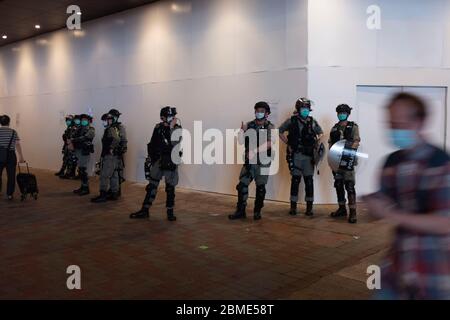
top-left (148, 153), bottom-right (177, 171)
top-left (160, 153), bottom-right (177, 171)
top-left (113, 146), bottom-right (126, 157)
top-left (77, 141), bottom-right (94, 156)
top-left (65, 153), bottom-right (78, 165)
top-left (291, 145), bottom-right (314, 157)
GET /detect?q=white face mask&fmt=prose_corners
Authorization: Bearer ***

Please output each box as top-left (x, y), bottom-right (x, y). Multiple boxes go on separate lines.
top-left (167, 116), bottom-right (174, 123)
top-left (103, 121), bottom-right (108, 128)
top-left (255, 112), bottom-right (266, 120)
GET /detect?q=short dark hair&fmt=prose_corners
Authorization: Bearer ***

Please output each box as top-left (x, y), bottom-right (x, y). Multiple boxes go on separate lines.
top-left (0, 115), bottom-right (10, 126)
top-left (387, 92), bottom-right (427, 121)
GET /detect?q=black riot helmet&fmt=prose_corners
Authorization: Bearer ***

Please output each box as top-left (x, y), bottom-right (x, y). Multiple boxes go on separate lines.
top-left (160, 106), bottom-right (177, 119)
top-left (254, 101), bottom-right (271, 115)
top-left (79, 114), bottom-right (93, 126)
top-left (336, 104), bottom-right (352, 114)
top-left (73, 115), bottom-right (81, 126)
top-left (101, 113), bottom-right (109, 121)
top-left (295, 98), bottom-right (313, 111)
top-left (108, 109), bottom-right (121, 118)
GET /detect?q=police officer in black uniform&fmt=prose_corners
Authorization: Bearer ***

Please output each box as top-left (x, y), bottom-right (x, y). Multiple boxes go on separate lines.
top-left (130, 107), bottom-right (182, 221)
top-left (70, 114), bottom-right (95, 196)
top-left (55, 115), bottom-right (75, 177)
top-left (229, 101), bottom-right (275, 221)
top-left (279, 98), bottom-right (323, 216)
top-left (107, 109), bottom-right (127, 199)
top-left (60, 115), bottom-right (81, 180)
top-left (91, 113), bottom-right (121, 203)
top-left (328, 104), bottom-right (361, 224)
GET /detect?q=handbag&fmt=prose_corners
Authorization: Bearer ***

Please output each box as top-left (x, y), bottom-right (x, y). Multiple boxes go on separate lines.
top-left (0, 130), bottom-right (15, 164)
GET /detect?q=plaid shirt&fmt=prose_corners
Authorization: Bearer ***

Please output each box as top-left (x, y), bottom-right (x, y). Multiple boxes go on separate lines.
top-left (379, 142), bottom-right (450, 300)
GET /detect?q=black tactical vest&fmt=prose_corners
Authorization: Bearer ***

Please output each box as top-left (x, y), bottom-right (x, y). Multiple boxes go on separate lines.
top-left (330, 121), bottom-right (355, 146)
top-left (287, 116), bottom-right (316, 153)
top-left (245, 120), bottom-right (272, 164)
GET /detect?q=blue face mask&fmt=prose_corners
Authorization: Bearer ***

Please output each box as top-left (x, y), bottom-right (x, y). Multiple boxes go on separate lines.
top-left (66, 120), bottom-right (72, 127)
top-left (255, 112), bottom-right (266, 120)
top-left (338, 113), bottom-right (348, 121)
top-left (81, 120), bottom-right (89, 127)
top-left (74, 120), bottom-right (81, 126)
top-left (389, 129), bottom-right (418, 149)
top-left (300, 108), bottom-right (310, 118)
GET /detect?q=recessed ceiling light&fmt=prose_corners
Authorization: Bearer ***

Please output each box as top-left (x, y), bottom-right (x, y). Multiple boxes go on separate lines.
top-left (2, 35), bottom-right (7, 39)
top-left (35, 25), bottom-right (41, 29)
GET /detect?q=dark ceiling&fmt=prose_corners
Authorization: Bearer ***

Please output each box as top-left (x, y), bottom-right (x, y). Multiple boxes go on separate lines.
top-left (0, 0), bottom-right (159, 47)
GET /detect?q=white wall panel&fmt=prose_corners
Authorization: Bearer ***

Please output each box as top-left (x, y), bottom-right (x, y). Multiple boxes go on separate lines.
top-left (0, 0), bottom-right (308, 202)
top-left (309, 0), bottom-right (450, 68)
top-left (307, 0), bottom-right (450, 202)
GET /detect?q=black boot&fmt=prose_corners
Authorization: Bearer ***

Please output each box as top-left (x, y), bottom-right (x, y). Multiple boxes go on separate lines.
top-left (305, 201), bottom-right (314, 217)
top-left (289, 202), bottom-right (298, 216)
top-left (106, 190), bottom-right (120, 201)
top-left (130, 207), bottom-right (150, 219)
top-left (348, 209), bottom-right (357, 224)
top-left (60, 173), bottom-right (71, 180)
top-left (253, 210), bottom-right (262, 221)
top-left (73, 187), bottom-right (82, 194)
top-left (167, 208), bottom-right (177, 221)
top-left (91, 191), bottom-right (108, 203)
top-left (55, 167), bottom-right (65, 176)
top-left (61, 167), bottom-right (76, 180)
top-left (78, 186), bottom-right (90, 196)
top-left (73, 186), bottom-right (89, 196)
top-left (229, 205), bottom-right (247, 220)
top-left (330, 205), bottom-right (347, 218)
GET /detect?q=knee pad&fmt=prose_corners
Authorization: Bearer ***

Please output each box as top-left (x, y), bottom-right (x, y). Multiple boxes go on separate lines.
top-left (292, 175), bottom-right (302, 185)
top-left (304, 176), bottom-right (314, 187)
top-left (145, 182), bottom-right (158, 192)
top-left (344, 181), bottom-right (356, 193)
top-left (165, 184), bottom-right (175, 195)
top-left (334, 179), bottom-right (344, 189)
top-left (78, 167), bottom-right (88, 178)
top-left (236, 182), bottom-right (248, 194)
top-left (256, 185), bottom-right (266, 197)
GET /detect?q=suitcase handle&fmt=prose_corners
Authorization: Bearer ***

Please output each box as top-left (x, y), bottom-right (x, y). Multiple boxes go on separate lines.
top-left (18, 162), bottom-right (30, 174)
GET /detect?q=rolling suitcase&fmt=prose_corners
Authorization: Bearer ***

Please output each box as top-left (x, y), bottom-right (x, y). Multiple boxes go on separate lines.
top-left (16, 162), bottom-right (39, 201)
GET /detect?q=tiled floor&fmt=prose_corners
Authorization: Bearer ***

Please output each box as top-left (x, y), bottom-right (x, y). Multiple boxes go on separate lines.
top-left (0, 169), bottom-right (392, 300)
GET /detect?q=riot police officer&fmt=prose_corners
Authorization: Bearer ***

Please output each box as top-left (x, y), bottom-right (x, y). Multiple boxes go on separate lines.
top-left (107, 108), bottom-right (127, 199)
top-left (328, 104), bottom-right (360, 224)
top-left (229, 101), bottom-right (275, 221)
top-left (279, 98), bottom-right (323, 217)
top-left (70, 114), bottom-right (95, 196)
top-left (130, 107), bottom-right (182, 221)
top-left (91, 113), bottom-right (122, 203)
top-left (60, 115), bottom-right (80, 180)
top-left (55, 115), bottom-right (75, 177)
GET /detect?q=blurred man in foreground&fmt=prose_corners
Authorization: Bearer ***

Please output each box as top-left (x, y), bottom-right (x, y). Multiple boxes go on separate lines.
top-left (363, 92), bottom-right (450, 300)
